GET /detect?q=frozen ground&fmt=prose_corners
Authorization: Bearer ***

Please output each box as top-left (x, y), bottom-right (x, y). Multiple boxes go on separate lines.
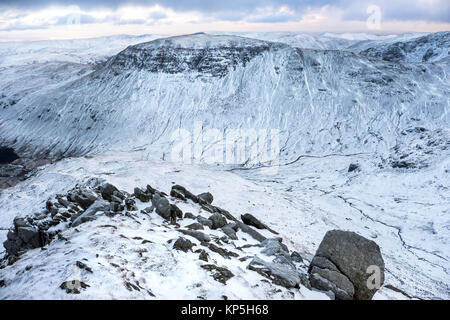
top-left (0, 32), bottom-right (449, 299)
top-left (0, 152), bottom-right (448, 299)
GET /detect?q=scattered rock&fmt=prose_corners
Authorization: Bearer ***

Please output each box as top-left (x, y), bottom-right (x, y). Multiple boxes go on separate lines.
top-left (348, 163), bottom-right (360, 172)
top-left (60, 280), bottom-right (90, 294)
top-left (178, 229), bottom-right (211, 242)
top-left (241, 213), bottom-right (278, 235)
top-left (186, 223), bottom-right (204, 230)
top-left (201, 264), bottom-right (234, 284)
top-left (197, 249), bottom-right (209, 262)
top-left (184, 212), bottom-right (195, 219)
top-left (69, 188), bottom-right (99, 210)
top-left (291, 251), bottom-right (303, 263)
top-left (76, 261), bottom-right (93, 273)
top-left (71, 199), bottom-right (110, 227)
top-left (197, 216), bottom-right (213, 229)
top-left (134, 187), bottom-right (152, 202)
top-left (125, 198), bottom-right (138, 211)
top-left (98, 183), bottom-right (119, 201)
top-left (207, 243), bottom-right (239, 259)
top-left (208, 213), bottom-right (227, 229)
top-left (197, 192), bottom-right (213, 204)
top-left (236, 221), bottom-right (266, 242)
top-left (170, 204), bottom-right (183, 219)
top-left (173, 237), bottom-right (194, 252)
top-left (171, 185), bottom-right (198, 203)
top-left (261, 238), bottom-right (290, 259)
top-left (221, 223), bottom-right (238, 240)
top-left (152, 194), bottom-right (171, 220)
top-left (3, 218), bottom-right (53, 256)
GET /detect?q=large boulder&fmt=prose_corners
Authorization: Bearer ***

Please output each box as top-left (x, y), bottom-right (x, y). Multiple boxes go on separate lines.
top-left (309, 230), bottom-right (385, 300)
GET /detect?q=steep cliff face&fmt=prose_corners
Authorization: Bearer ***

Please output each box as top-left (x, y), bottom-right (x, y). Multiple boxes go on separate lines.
top-left (0, 33), bottom-right (448, 164)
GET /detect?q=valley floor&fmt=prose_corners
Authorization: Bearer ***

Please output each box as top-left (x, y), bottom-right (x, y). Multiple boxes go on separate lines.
top-left (0, 152), bottom-right (448, 299)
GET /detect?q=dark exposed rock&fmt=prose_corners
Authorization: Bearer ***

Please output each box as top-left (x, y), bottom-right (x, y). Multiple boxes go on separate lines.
top-left (207, 243), bottom-right (239, 259)
top-left (145, 184), bottom-right (157, 194)
top-left (309, 230), bottom-right (385, 300)
top-left (184, 212), bottom-right (195, 219)
top-left (197, 249), bottom-right (209, 262)
top-left (171, 185), bottom-right (198, 203)
top-left (391, 160), bottom-right (415, 169)
top-left (134, 187), bottom-right (152, 202)
top-left (236, 221), bottom-right (266, 242)
top-left (98, 183), bottom-right (119, 201)
top-left (0, 164), bottom-right (29, 178)
top-left (170, 204), bottom-right (183, 219)
top-left (197, 192), bottom-right (213, 204)
top-left (110, 202), bottom-right (124, 212)
top-left (109, 35), bottom-right (271, 78)
top-left (3, 218), bottom-right (53, 257)
top-left (173, 237), bottom-right (194, 252)
top-left (241, 213), bottom-right (266, 229)
top-left (110, 195), bottom-right (123, 203)
top-left (60, 280), bottom-right (90, 294)
top-left (221, 223), bottom-right (238, 240)
top-left (348, 163), bottom-right (360, 172)
top-left (186, 222), bottom-right (204, 230)
top-left (201, 264), bottom-right (234, 284)
top-left (69, 189), bottom-right (99, 210)
top-left (208, 213), bottom-right (227, 229)
top-left (152, 194), bottom-right (171, 220)
top-left (241, 213), bottom-right (278, 234)
top-left (76, 261), bottom-right (93, 273)
top-left (56, 197), bottom-right (70, 208)
top-left (178, 229), bottom-right (211, 242)
top-left (291, 251), bottom-right (303, 263)
top-left (125, 198), bottom-right (138, 211)
top-left (197, 216), bottom-right (213, 229)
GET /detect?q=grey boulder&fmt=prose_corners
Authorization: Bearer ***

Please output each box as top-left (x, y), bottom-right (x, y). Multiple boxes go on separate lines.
top-left (309, 230), bottom-right (385, 300)
top-left (71, 199), bottom-right (110, 227)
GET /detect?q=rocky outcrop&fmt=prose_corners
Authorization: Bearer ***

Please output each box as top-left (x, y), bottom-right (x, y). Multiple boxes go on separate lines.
top-left (3, 217), bottom-right (53, 257)
top-left (308, 230), bottom-right (385, 300)
top-left (1, 178), bottom-right (386, 300)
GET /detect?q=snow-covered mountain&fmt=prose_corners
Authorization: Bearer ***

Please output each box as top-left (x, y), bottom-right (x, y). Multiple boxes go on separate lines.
top-left (0, 32), bottom-right (448, 162)
top-left (0, 32), bottom-right (449, 300)
top-left (358, 32), bottom-right (450, 63)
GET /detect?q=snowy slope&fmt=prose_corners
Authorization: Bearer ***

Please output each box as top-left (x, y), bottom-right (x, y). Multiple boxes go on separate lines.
top-left (358, 32), bottom-right (450, 63)
top-left (0, 33), bottom-right (448, 162)
top-left (0, 32), bottom-right (449, 300)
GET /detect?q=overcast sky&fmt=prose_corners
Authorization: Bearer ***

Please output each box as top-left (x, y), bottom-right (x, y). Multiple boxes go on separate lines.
top-left (0, 0), bottom-right (449, 41)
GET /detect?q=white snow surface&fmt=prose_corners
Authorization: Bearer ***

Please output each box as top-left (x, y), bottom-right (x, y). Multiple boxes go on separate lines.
top-left (0, 32), bottom-right (449, 299)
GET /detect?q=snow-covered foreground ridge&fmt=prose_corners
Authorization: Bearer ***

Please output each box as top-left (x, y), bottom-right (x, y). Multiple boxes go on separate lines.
top-left (0, 32), bottom-right (449, 299)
